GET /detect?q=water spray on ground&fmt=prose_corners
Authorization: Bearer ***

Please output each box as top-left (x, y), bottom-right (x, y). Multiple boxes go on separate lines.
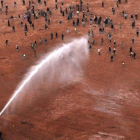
top-left (0, 37), bottom-right (89, 116)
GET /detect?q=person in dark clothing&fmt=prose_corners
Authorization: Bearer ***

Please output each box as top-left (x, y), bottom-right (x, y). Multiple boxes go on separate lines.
top-left (34, 40), bottom-right (37, 46)
top-left (44, 0), bottom-right (47, 6)
top-left (102, 1), bottom-right (104, 7)
top-left (112, 7), bottom-right (115, 15)
top-left (45, 24), bottom-right (48, 29)
top-left (12, 26), bottom-right (15, 32)
top-left (89, 45), bottom-right (92, 51)
top-left (133, 52), bottom-right (136, 59)
top-left (132, 37), bottom-right (135, 44)
top-left (25, 24), bottom-right (28, 31)
top-left (44, 38), bottom-right (47, 43)
top-left (113, 48), bottom-right (116, 55)
top-left (129, 47), bottom-right (132, 52)
top-left (135, 13), bottom-right (138, 20)
top-left (8, 20), bottom-right (10, 26)
top-left (32, 23), bottom-right (34, 30)
top-left (109, 46), bottom-right (111, 53)
top-left (61, 34), bottom-right (64, 40)
top-left (136, 28), bottom-right (139, 37)
top-left (111, 55), bottom-right (114, 62)
top-left (5, 40), bottom-right (8, 46)
top-left (92, 39), bottom-right (95, 45)
top-left (21, 21), bottom-right (23, 27)
top-left (55, 32), bottom-right (58, 38)
top-left (77, 18), bottom-right (79, 25)
top-left (0, 131), bottom-right (2, 139)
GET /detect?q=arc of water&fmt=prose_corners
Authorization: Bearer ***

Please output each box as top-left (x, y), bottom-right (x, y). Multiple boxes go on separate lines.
top-left (0, 37), bottom-right (88, 116)
top-left (0, 51), bottom-right (55, 116)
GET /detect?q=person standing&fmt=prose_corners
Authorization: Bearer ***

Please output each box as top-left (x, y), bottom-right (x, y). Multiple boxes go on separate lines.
top-left (61, 34), bottom-right (64, 40)
top-left (133, 52), bottom-right (136, 59)
top-left (39, 38), bottom-right (42, 44)
top-left (102, 1), bottom-right (104, 7)
top-left (0, 131), bottom-right (2, 139)
top-left (14, 1), bottom-right (17, 7)
top-left (112, 7), bottom-right (115, 15)
top-left (5, 40), bottom-right (8, 46)
top-left (24, 29), bottom-right (27, 36)
top-left (135, 13), bottom-right (138, 20)
top-left (113, 48), bottom-right (116, 55)
top-left (89, 45), bottom-right (92, 51)
top-left (114, 40), bottom-right (116, 47)
top-left (109, 46), bottom-right (111, 53)
top-left (16, 45), bottom-right (19, 52)
top-left (51, 33), bottom-right (53, 40)
top-left (132, 37), bottom-right (135, 44)
top-left (111, 55), bottom-right (113, 62)
top-left (129, 46), bottom-right (132, 52)
top-left (101, 37), bottom-right (104, 45)
top-left (7, 20), bottom-right (10, 26)
top-left (12, 26), bottom-right (15, 32)
top-left (98, 48), bottom-right (101, 55)
top-left (55, 32), bottom-right (58, 38)
top-left (119, 22), bottom-right (122, 29)
top-left (136, 28), bottom-right (139, 37)
top-left (44, 0), bottom-right (47, 6)
top-left (121, 42), bottom-right (124, 49)
top-left (0, 8), bottom-right (2, 14)
top-left (22, 54), bottom-right (26, 59)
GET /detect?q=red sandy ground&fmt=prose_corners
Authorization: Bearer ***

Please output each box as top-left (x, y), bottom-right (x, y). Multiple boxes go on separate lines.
top-left (0, 0), bottom-right (140, 139)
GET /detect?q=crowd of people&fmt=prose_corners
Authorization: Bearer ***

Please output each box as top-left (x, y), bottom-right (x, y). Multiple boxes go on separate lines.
top-left (0, 0), bottom-right (139, 62)
top-left (0, 0), bottom-right (138, 63)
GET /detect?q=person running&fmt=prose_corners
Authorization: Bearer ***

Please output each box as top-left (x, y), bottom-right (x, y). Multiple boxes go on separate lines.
top-left (98, 48), bottom-right (101, 55)
top-left (0, 131), bottom-right (2, 140)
